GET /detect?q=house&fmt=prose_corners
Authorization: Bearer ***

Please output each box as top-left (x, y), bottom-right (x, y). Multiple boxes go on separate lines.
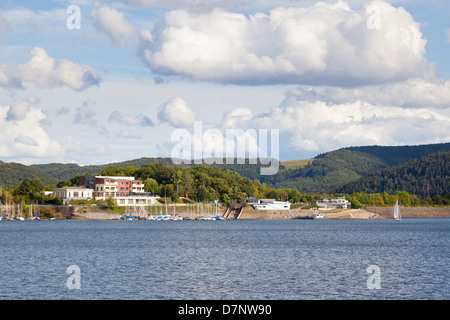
top-left (52, 186), bottom-right (94, 203)
top-left (315, 197), bottom-right (351, 209)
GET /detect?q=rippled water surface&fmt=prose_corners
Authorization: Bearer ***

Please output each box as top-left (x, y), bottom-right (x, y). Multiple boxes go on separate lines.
top-left (0, 218), bottom-right (448, 299)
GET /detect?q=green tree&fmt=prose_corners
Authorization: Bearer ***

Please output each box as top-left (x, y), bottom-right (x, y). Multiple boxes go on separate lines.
top-left (144, 178), bottom-right (159, 195)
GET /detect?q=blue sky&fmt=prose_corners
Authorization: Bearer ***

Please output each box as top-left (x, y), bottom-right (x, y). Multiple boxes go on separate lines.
top-left (0, 0), bottom-right (449, 165)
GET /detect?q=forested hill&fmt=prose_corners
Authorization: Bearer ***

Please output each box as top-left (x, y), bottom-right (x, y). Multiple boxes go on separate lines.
top-left (342, 143), bottom-right (450, 166)
top-left (30, 157), bottom-right (176, 181)
top-left (335, 151), bottom-right (450, 198)
top-left (1, 142), bottom-right (449, 193)
top-left (259, 142), bottom-right (450, 193)
top-left (0, 161), bottom-right (58, 188)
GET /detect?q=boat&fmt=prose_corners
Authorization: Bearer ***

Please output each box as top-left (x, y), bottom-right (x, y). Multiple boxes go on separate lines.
top-left (313, 213), bottom-right (327, 219)
top-left (393, 200), bottom-right (401, 221)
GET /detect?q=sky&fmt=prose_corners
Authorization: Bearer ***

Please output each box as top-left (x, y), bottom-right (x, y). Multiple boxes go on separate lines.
top-left (0, 0), bottom-right (449, 166)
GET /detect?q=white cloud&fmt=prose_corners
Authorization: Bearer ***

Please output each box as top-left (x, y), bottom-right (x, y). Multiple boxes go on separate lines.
top-left (121, 0), bottom-right (211, 10)
top-left (221, 108), bottom-right (253, 129)
top-left (138, 0), bottom-right (428, 86)
top-left (91, 5), bottom-right (135, 46)
top-left (157, 96), bottom-right (196, 127)
top-left (0, 99), bottom-right (63, 159)
top-left (115, 130), bottom-right (143, 139)
top-left (245, 97), bottom-right (450, 154)
top-left (72, 101), bottom-right (99, 126)
top-left (0, 47), bottom-right (101, 91)
top-left (6, 96), bottom-right (39, 121)
top-left (446, 28), bottom-right (450, 43)
top-left (288, 77), bottom-right (450, 108)
top-left (109, 110), bottom-right (154, 127)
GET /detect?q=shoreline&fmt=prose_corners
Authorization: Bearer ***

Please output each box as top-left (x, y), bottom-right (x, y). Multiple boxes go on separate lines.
top-left (69, 206), bottom-right (450, 220)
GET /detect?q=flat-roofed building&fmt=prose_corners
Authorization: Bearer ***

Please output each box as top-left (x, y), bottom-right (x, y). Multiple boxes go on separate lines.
top-left (315, 197), bottom-right (351, 209)
top-left (79, 175), bottom-right (145, 198)
top-left (52, 187), bottom-right (94, 203)
top-left (114, 196), bottom-right (159, 207)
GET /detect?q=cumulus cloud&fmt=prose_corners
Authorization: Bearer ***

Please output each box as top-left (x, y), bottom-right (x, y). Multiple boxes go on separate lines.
top-left (14, 136), bottom-right (39, 147)
top-left (0, 99), bottom-right (63, 158)
top-left (0, 47), bottom-right (101, 91)
top-left (115, 130), bottom-right (143, 139)
top-left (109, 110), bottom-right (154, 127)
top-left (72, 103), bottom-right (98, 126)
top-left (157, 97), bottom-right (196, 127)
top-left (6, 96), bottom-right (39, 121)
top-left (122, 0), bottom-right (211, 10)
top-left (72, 102), bottom-right (109, 135)
top-left (221, 108), bottom-right (253, 129)
top-left (288, 77), bottom-right (450, 108)
top-left (91, 5), bottom-right (135, 46)
top-left (138, 0), bottom-right (428, 86)
top-left (241, 97), bottom-right (450, 154)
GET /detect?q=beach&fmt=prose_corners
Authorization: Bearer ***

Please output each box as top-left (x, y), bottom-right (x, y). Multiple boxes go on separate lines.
top-left (66, 205), bottom-right (450, 220)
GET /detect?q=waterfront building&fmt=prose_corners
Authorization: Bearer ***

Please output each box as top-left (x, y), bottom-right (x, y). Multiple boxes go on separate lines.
top-left (79, 175), bottom-right (145, 198)
top-left (251, 199), bottom-right (291, 210)
top-left (52, 186), bottom-right (94, 203)
top-left (315, 197), bottom-right (351, 209)
top-left (114, 195), bottom-right (159, 207)
top-left (78, 175), bottom-right (155, 206)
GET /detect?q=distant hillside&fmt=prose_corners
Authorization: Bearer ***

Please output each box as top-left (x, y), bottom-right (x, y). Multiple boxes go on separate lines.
top-left (260, 149), bottom-right (388, 193)
top-left (2, 142), bottom-right (449, 194)
top-left (261, 142), bottom-right (450, 193)
top-left (31, 157), bottom-right (176, 181)
top-left (343, 143), bottom-right (450, 166)
top-left (0, 161), bottom-right (58, 188)
top-left (336, 151), bottom-right (450, 198)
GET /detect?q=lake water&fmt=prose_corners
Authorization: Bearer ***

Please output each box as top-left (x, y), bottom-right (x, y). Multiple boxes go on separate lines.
top-left (0, 218), bottom-right (448, 300)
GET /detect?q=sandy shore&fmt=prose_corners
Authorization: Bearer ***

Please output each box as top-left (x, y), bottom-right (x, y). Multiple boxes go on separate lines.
top-left (72, 211), bottom-right (122, 220)
top-left (366, 206), bottom-right (450, 218)
top-left (236, 207), bottom-right (381, 219)
top-left (69, 206), bottom-right (450, 220)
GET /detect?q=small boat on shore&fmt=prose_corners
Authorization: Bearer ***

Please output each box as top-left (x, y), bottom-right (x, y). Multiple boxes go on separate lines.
top-left (313, 213), bottom-right (327, 219)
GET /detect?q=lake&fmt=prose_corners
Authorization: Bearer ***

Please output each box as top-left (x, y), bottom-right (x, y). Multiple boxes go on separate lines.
top-left (0, 218), bottom-right (448, 300)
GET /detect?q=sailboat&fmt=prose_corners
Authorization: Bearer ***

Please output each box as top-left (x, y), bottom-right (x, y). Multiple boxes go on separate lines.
top-left (393, 200), bottom-right (401, 221)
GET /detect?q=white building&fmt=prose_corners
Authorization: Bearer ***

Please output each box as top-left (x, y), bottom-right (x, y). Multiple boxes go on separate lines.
top-left (52, 187), bottom-right (94, 203)
top-left (251, 199), bottom-right (291, 210)
top-left (114, 196), bottom-right (159, 207)
top-left (315, 197), bottom-right (351, 209)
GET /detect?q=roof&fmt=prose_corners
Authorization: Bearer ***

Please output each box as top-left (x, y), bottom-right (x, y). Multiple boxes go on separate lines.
top-left (53, 187), bottom-right (94, 191)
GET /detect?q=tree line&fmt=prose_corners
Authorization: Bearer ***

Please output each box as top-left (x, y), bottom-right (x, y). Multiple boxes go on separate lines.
top-left (1, 163), bottom-right (449, 208)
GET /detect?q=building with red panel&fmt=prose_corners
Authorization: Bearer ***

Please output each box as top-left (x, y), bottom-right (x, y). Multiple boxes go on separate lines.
top-left (79, 175), bottom-right (145, 198)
